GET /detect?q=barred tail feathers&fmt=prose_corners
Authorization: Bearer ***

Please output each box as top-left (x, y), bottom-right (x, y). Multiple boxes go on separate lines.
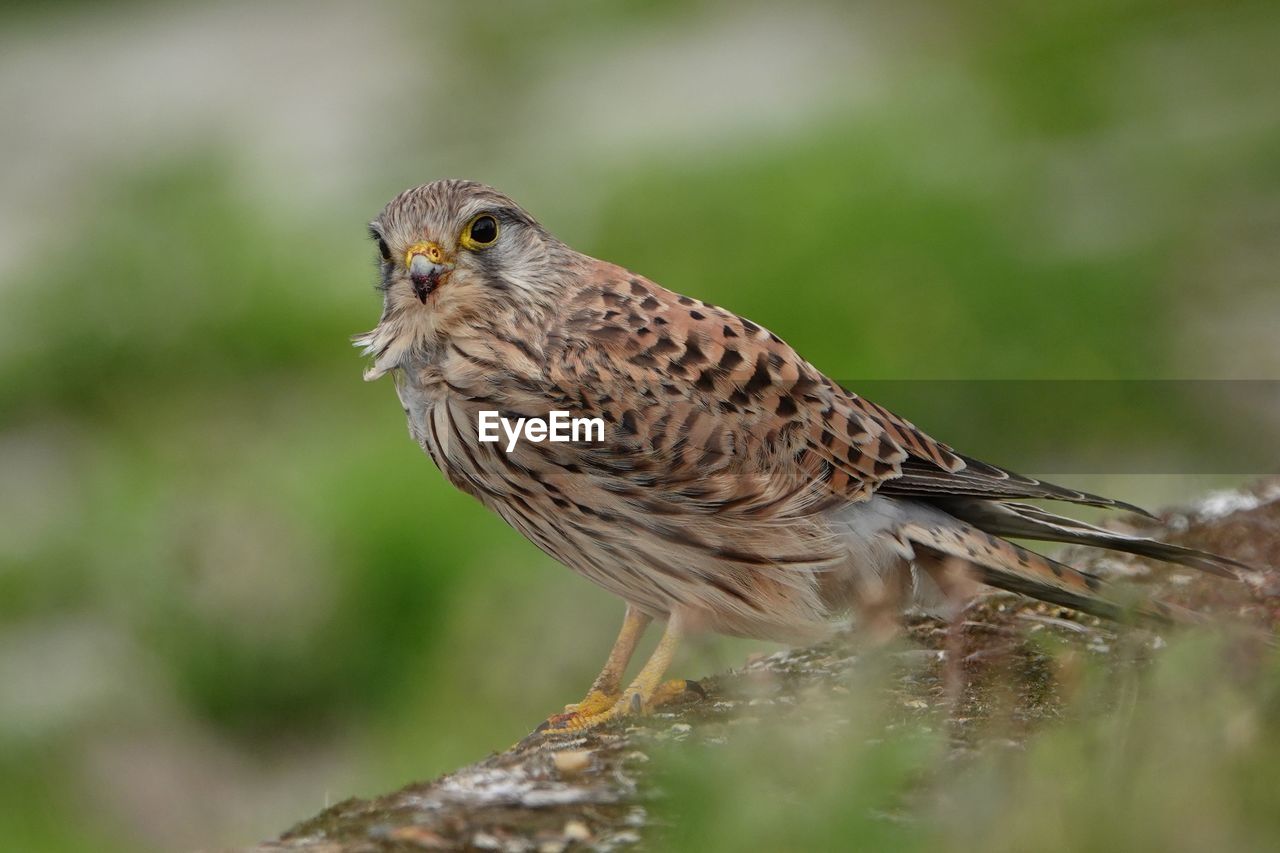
top-left (897, 520), bottom-right (1191, 626)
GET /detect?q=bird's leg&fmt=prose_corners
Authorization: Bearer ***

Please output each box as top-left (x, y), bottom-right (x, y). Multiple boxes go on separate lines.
top-left (612, 612), bottom-right (685, 716)
top-left (564, 605), bottom-right (652, 714)
top-left (539, 606), bottom-right (650, 731)
top-left (539, 613), bottom-right (689, 733)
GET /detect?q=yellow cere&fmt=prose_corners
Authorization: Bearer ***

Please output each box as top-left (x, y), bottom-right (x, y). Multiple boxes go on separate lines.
top-left (404, 241), bottom-right (446, 268)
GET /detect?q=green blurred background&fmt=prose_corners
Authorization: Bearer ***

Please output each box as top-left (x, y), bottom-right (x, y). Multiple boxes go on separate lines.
top-left (0, 0), bottom-right (1277, 849)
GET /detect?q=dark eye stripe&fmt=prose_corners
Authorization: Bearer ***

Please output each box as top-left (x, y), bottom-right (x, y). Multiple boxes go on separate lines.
top-left (369, 228), bottom-right (391, 261)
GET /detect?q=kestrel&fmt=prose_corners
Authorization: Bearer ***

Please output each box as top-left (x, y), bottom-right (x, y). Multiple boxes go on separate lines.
top-left (356, 180), bottom-right (1245, 732)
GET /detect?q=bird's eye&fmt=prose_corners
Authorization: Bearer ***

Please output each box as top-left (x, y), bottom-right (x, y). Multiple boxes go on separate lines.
top-left (462, 214), bottom-right (499, 249)
top-left (370, 229), bottom-right (391, 262)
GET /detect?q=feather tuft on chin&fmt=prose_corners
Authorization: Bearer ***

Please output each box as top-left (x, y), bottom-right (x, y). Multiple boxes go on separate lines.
top-left (351, 327), bottom-right (400, 381)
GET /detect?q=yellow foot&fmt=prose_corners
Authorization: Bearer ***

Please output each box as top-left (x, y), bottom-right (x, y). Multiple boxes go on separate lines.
top-left (560, 688), bottom-right (619, 717)
top-left (537, 688), bottom-right (617, 734)
top-left (535, 679), bottom-right (704, 734)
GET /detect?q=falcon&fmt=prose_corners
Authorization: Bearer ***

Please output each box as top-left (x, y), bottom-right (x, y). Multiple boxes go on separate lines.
top-left (356, 180), bottom-right (1245, 732)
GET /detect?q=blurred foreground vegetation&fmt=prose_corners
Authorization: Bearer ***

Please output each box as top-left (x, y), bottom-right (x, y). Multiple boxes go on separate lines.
top-left (0, 0), bottom-right (1277, 850)
top-left (660, 632), bottom-right (1280, 853)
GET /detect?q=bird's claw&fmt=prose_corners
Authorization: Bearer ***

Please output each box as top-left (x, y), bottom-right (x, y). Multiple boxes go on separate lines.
top-left (534, 679), bottom-right (704, 734)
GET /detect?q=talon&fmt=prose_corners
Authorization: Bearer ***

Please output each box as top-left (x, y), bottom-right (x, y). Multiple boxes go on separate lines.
top-left (648, 677), bottom-right (705, 708)
top-left (538, 712), bottom-right (576, 733)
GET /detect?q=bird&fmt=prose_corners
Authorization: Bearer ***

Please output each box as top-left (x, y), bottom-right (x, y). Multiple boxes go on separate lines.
top-left (355, 179), bottom-right (1247, 733)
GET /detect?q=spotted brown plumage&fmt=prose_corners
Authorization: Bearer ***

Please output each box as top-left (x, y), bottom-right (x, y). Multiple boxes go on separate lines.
top-left (356, 179), bottom-right (1247, 732)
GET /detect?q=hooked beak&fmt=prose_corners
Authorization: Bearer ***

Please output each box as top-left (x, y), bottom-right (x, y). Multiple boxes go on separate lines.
top-left (405, 242), bottom-right (453, 303)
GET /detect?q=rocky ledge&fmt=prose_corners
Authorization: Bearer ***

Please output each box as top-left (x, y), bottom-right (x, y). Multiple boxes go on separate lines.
top-left (253, 477), bottom-right (1280, 853)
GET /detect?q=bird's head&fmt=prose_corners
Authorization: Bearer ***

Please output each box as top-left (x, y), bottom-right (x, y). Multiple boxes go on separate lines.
top-left (356, 180), bottom-right (570, 379)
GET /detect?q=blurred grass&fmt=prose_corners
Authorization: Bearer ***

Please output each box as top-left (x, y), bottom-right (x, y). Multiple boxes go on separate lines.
top-left (0, 0), bottom-right (1277, 849)
top-left (656, 633), bottom-right (1280, 852)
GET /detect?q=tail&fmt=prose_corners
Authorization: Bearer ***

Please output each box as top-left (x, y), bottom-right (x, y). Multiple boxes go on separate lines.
top-left (897, 519), bottom-right (1197, 626)
top-left (928, 498), bottom-right (1250, 578)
